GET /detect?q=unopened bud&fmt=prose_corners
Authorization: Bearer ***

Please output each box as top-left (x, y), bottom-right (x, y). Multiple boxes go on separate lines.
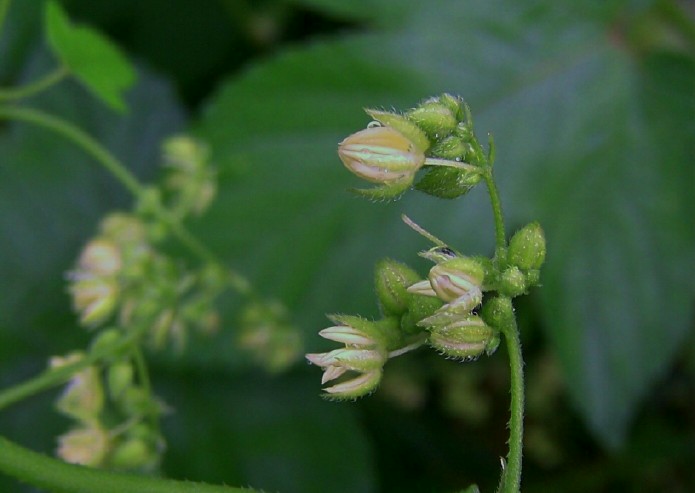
top-left (54, 363), bottom-right (104, 422)
top-left (109, 438), bottom-right (155, 471)
top-left (509, 222), bottom-right (546, 270)
top-left (77, 238), bottom-right (121, 276)
top-left (407, 99), bottom-right (458, 137)
top-left (428, 315), bottom-right (496, 360)
top-left (107, 361), bottom-right (134, 400)
top-left (499, 266), bottom-right (527, 298)
top-left (338, 126), bottom-right (425, 184)
top-left (56, 426), bottom-right (110, 467)
top-left (426, 257), bottom-right (485, 303)
top-left (69, 277), bottom-right (119, 327)
top-left (364, 109), bottom-right (430, 152)
top-left (374, 259), bottom-right (420, 316)
top-left (429, 135), bottom-right (468, 161)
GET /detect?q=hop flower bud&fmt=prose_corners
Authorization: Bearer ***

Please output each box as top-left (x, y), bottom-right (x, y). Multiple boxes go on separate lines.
top-left (338, 126), bottom-right (425, 185)
top-left (428, 315), bottom-right (497, 360)
top-left (509, 222), bottom-right (546, 271)
top-left (374, 259), bottom-right (421, 316)
top-left (51, 354), bottom-right (104, 422)
top-left (109, 438), bottom-right (157, 471)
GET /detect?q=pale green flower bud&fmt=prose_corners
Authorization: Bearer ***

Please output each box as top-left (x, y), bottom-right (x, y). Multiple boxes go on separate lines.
top-left (338, 126), bottom-right (425, 184)
top-left (69, 276), bottom-right (119, 327)
top-left (319, 325), bottom-right (376, 347)
top-left (509, 222), bottom-right (546, 271)
top-left (77, 238), bottom-right (122, 277)
top-left (426, 257), bottom-right (485, 303)
top-left (428, 315), bottom-right (497, 361)
top-left (323, 369), bottom-right (382, 400)
top-left (56, 425), bottom-right (110, 467)
top-left (305, 348), bottom-right (386, 375)
top-left (51, 354), bottom-right (104, 422)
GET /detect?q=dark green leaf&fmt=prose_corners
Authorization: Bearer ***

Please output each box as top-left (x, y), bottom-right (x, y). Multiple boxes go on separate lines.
top-left (44, 0), bottom-right (136, 112)
top-left (195, 0), bottom-right (695, 448)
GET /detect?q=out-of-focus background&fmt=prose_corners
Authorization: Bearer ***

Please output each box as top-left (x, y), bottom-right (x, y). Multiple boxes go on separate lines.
top-left (0, 1), bottom-right (693, 492)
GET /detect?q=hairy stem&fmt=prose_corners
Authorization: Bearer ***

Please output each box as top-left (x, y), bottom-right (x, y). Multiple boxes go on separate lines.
top-left (0, 435), bottom-right (255, 493)
top-left (496, 299), bottom-right (524, 493)
top-left (482, 169), bottom-right (507, 261)
top-left (0, 66), bottom-right (69, 102)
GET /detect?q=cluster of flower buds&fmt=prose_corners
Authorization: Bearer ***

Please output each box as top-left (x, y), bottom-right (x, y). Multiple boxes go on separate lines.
top-left (51, 350), bottom-right (165, 471)
top-left (306, 259), bottom-right (442, 399)
top-left (338, 94), bottom-right (488, 200)
top-left (236, 300), bottom-right (303, 373)
top-left (408, 250), bottom-right (499, 360)
top-left (67, 212), bottom-right (226, 352)
top-left (161, 135), bottom-right (216, 218)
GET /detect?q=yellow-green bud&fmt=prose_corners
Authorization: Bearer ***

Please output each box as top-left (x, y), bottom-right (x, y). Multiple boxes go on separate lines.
top-left (51, 356), bottom-right (104, 422)
top-left (69, 276), bottom-right (119, 327)
top-left (374, 259), bottom-right (421, 316)
top-left (428, 315), bottom-right (496, 361)
top-left (364, 109), bottom-right (430, 152)
top-left (338, 126), bottom-right (425, 184)
top-left (509, 222), bottom-right (546, 270)
top-left (429, 135), bottom-right (468, 161)
top-left (481, 296), bottom-right (515, 330)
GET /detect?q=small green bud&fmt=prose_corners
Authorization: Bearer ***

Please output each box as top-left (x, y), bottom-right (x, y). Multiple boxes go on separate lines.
top-left (400, 295), bottom-right (443, 334)
top-left (499, 266), bottom-right (527, 298)
top-left (481, 296), bottom-right (515, 330)
top-left (429, 135), bottom-right (468, 161)
top-left (509, 222), bottom-right (546, 270)
top-left (428, 315), bottom-right (496, 361)
top-left (437, 93), bottom-right (464, 121)
top-left (374, 259), bottom-right (421, 316)
top-left (109, 438), bottom-right (153, 470)
top-left (107, 361), bottom-right (134, 400)
top-left (414, 165), bottom-right (482, 199)
top-left (89, 328), bottom-right (123, 358)
top-left (119, 387), bottom-right (152, 417)
top-left (364, 109), bottom-right (430, 152)
top-left (407, 100), bottom-right (458, 138)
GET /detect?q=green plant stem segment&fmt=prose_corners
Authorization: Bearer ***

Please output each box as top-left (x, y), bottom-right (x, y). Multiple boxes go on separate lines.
top-left (496, 299), bottom-right (524, 493)
top-left (0, 435), bottom-right (255, 493)
top-left (0, 66), bottom-right (69, 101)
top-left (0, 105), bottom-right (248, 294)
top-left (482, 169), bottom-right (507, 261)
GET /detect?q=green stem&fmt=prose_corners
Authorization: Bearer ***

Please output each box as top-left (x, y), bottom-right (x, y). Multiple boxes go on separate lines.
top-left (482, 169), bottom-right (507, 260)
top-left (0, 66), bottom-right (69, 102)
top-left (0, 105), bottom-right (248, 294)
top-left (496, 298), bottom-right (524, 493)
top-left (0, 435), bottom-right (255, 493)
top-left (0, 355), bottom-right (96, 412)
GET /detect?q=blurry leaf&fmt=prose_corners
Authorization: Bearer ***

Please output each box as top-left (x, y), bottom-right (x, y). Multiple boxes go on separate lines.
top-left (158, 369), bottom-right (375, 493)
top-left (44, 0), bottom-right (136, 112)
top-left (195, 0), bottom-right (695, 448)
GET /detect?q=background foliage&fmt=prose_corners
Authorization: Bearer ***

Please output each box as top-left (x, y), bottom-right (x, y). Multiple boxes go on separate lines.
top-left (1, 0), bottom-right (693, 492)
